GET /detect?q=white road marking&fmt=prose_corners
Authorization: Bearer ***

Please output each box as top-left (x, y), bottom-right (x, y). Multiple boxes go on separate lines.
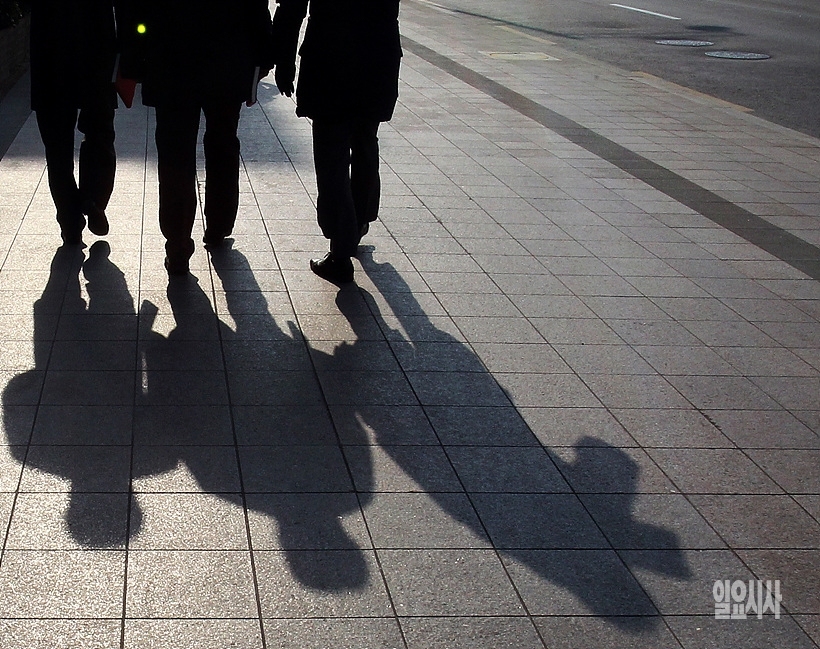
top-left (610, 4), bottom-right (681, 20)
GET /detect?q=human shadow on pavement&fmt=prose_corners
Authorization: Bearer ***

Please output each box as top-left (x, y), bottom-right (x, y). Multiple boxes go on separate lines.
top-left (3, 242), bottom-right (141, 548)
top-left (351, 247), bottom-right (692, 632)
top-left (135, 243), bottom-right (373, 592)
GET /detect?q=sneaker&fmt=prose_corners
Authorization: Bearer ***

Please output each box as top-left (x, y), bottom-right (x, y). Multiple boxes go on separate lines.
top-left (309, 252), bottom-right (354, 284)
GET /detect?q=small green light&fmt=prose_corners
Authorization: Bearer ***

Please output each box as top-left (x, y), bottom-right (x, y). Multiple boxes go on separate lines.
top-left (137, 23), bottom-right (146, 34)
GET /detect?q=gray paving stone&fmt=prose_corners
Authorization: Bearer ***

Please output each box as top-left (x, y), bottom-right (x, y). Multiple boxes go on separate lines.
top-left (612, 408), bottom-right (729, 448)
top-left (690, 495), bottom-right (820, 549)
top-left (534, 615), bottom-right (682, 648)
top-left (364, 491), bottom-right (488, 549)
top-left (0, 620), bottom-right (122, 649)
top-left (346, 444), bottom-right (461, 493)
top-left (247, 492), bottom-right (370, 550)
top-left (132, 445), bottom-right (241, 493)
top-left (744, 449), bottom-right (820, 494)
top-left (402, 616), bottom-right (545, 649)
top-left (263, 618), bottom-right (403, 649)
top-left (447, 446), bottom-right (569, 493)
top-left (704, 410), bottom-right (820, 449)
top-left (501, 549), bottom-right (658, 618)
top-left (379, 549), bottom-right (524, 616)
top-left (667, 615), bottom-right (816, 649)
top-left (126, 550), bottom-right (257, 618)
top-left (0, 549), bottom-right (125, 617)
top-left (124, 619), bottom-right (264, 649)
top-left (255, 550), bottom-right (392, 617)
top-left (240, 445), bottom-right (353, 493)
top-left (737, 549), bottom-right (820, 615)
top-left (425, 405), bottom-right (538, 446)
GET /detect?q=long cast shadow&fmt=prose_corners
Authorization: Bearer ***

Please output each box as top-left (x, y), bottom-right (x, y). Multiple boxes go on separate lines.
top-left (3, 242), bottom-right (143, 548)
top-left (349, 247), bottom-right (691, 631)
top-left (135, 244), bottom-right (373, 591)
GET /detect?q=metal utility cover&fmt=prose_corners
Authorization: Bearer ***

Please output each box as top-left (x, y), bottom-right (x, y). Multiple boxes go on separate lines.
top-left (706, 51), bottom-right (771, 60)
top-left (482, 52), bottom-right (560, 61)
top-left (656, 39), bottom-right (714, 46)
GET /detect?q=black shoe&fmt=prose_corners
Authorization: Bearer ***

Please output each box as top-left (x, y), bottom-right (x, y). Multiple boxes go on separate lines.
top-left (164, 255), bottom-right (190, 276)
top-left (83, 200), bottom-right (109, 236)
top-left (310, 252), bottom-right (354, 284)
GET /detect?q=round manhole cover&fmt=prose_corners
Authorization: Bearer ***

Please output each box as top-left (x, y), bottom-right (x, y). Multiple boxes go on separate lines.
top-left (705, 51), bottom-right (770, 60)
top-left (656, 39), bottom-right (714, 46)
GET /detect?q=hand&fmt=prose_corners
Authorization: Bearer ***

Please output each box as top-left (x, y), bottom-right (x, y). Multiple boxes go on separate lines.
top-left (275, 64), bottom-right (295, 97)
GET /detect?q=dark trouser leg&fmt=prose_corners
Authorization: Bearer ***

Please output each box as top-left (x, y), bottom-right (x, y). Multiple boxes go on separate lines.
top-left (202, 100), bottom-right (242, 239)
top-left (36, 106), bottom-right (83, 235)
top-left (350, 120), bottom-right (381, 233)
top-left (155, 103), bottom-right (200, 262)
top-left (312, 119), bottom-right (358, 259)
top-left (77, 97), bottom-right (116, 211)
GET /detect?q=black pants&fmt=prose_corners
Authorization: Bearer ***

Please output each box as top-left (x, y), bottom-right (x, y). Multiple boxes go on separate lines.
top-left (36, 99), bottom-right (116, 233)
top-left (154, 100), bottom-right (242, 260)
top-left (312, 119), bottom-right (381, 259)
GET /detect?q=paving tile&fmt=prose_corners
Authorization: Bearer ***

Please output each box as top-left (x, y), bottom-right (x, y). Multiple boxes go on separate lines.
top-left (583, 493), bottom-right (725, 551)
top-left (263, 619), bottom-right (403, 649)
top-left (7, 492), bottom-right (129, 550)
top-left (234, 404), bottom-right (337, 445)
top-left (582, 374), bottom-right (690, 410)
top-left (0, 549), bottom-right (125, 617)
top-left (744, 449), bottom-right (820, 494)
top-left (240, 445), bottom-right (353, 493)
top-left (379, 549), bottom-right (523, 616)
top-left (612, 409), bottom-right (729, 448)
top-left (0, 620), bottom-right (122, 649)
top-left (737, 550), bottom-right (820, 615)
top-left (126, 550), bottom-right (257, 618)
top-left (554, 344), bottom-right (656, 375)
top-left (446, 446), bottom-right (569, 493)
top-left (255, 549), bottom-right (392, 617)
top-left (330, 404), bottom-right (438, 445)
top-left (20, 445), bottom-right (130, 492)
top-left (129, 493), bottom-right (248, 550)
top-left (704, 410), bottom-right (820, 449)
top-left (345, 444), bottom-right (461, 493)
top-left (502, 549), bottom-right (657, 617)
top-left (247, 492), bottom-right (370, 550)
top-left (124, 620), bottom-right (264, 649)
top-left (666, 376), bottom-right (782, 410)
top-left (132, 444), bottom-right (241, 493)
top-left (363, 492), bottom-right (488, 549)
top-left (473, 493), bottom-right (608, 549)
top-left (530, 317), bottom-right (623, 345)
top-left (407, 370), bottom-right (511, 406)
top-left (618, 549), bottom-right (752, 616)
top-left (402, 617), bottom-right (545, 649)
top-left (497, 373), bottom-right (601, 408)
top-left (690, 495), bottom-right (820, 549)
top-left (521, 406), bottom-right (636, 448)
top-left (666, 615), bottom-right (816, 649)
top-left (552, 444), bottom-right (676, 494)
top-left (534, 615), bottom-right (682, 648)
top-left (425, 405), bottom-right (538, 446)
top-left (649, 448), bottom-right (784, 494)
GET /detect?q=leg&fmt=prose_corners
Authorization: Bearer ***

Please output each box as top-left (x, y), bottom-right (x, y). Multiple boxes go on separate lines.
top-left (155, 103), bottom-right (201, 273)
top-left (77, 93), bottom-right (116, 236)
top-left (202, 100), bottom-right (242, 245)
top-left (350, 120), bottom-right (381, 239)
top-left (311, 119), bottom-right (358, 259)
top-left (35, 106), bottom-right (84, 242)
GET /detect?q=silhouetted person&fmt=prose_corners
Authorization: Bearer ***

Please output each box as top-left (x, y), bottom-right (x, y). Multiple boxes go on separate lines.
top-left (124, 1), bottom-right (274, 275)
top-left (30, 0), bottom-right (123, 243)
top-left (272, 0), bottom-right (402, 283)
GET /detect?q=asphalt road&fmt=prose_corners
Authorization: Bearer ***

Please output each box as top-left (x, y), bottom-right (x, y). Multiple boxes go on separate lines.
top-left (425, 0), bottom-right (820, 139)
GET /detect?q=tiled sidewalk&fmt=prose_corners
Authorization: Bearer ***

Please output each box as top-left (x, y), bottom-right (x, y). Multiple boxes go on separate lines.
top-left (0, 1), bottom-right (818, 647)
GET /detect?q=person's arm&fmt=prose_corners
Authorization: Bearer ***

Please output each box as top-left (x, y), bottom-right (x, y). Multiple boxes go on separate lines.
top-left (270, 0), bottom-right (308, 97)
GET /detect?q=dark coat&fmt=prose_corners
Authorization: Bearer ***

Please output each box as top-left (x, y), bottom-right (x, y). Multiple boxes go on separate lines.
top-left (272, 0), bottom-right (402, 122)
top-left (124, 0), bottom-right (274, 106)
top-left (29, 0), bottom-right (119, 111)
